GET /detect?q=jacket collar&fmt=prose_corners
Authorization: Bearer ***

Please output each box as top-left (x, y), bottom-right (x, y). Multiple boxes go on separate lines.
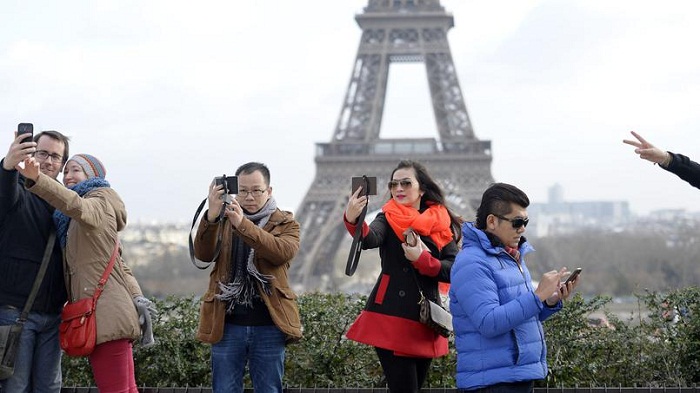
top-left (462, 221), bottom-right (533, 257)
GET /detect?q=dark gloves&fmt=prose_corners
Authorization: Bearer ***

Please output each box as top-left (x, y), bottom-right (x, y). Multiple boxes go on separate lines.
top-left (133, 295), bottom-right (156, 348)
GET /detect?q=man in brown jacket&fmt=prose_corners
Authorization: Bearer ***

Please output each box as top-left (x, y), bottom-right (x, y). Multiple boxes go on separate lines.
top-left (193, 162), bottom-right (302, 393)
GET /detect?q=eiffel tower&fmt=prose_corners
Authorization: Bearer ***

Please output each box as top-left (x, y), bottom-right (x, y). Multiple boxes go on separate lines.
top-left (290, 0), bottom-right (494, 292)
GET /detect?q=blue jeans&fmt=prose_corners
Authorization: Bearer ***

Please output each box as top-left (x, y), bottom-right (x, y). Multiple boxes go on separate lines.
top-left (0, 305), bottom-right (62, 393)
top-left (211, 324), bottom-right (286, 393)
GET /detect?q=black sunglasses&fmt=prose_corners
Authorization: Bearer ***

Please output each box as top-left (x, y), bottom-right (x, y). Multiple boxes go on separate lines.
top-left (494, 214), bottom-right (529, 229)
top-left (388, 179), bottom-right (414, 189)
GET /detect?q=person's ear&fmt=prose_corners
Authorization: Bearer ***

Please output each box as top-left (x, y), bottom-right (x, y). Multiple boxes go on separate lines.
top-left (486, 214), bottom-right (497, 230)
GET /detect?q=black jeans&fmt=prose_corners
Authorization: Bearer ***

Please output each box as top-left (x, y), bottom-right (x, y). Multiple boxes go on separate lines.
top-left (459, 381), bottom-right (535, 393)
top-left (375, 347), bottom-right (432, 393)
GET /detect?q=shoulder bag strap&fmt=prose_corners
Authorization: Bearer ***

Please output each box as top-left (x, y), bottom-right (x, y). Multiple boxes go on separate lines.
top-left (92, 239), bottom-right (120, 303)
top-left (409, 265), bottom-right (428, 304)
top-left (345, 176), bottom-right (371, 276)
top-left (18, 231), bottom-right (56, 323)
top-left (410, 259), bottom-right (446, 309)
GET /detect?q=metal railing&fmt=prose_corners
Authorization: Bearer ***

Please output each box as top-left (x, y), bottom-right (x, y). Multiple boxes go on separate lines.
top-left (59, 388), bottom-right (700, 393)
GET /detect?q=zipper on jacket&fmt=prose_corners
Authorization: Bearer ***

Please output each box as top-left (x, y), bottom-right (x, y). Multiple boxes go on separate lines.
top-left (498, 249), bottom-right (533, 293)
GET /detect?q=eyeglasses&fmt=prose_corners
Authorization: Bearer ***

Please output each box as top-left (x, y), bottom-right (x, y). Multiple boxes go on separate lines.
top-left (237, 189), bottom-right (267, 198)
top-left (494, 214), bottom-right (529, 229)
top-left (388, 179), bottom-right (414, 189)
top-left (34, 150), bottom-right (63, 163)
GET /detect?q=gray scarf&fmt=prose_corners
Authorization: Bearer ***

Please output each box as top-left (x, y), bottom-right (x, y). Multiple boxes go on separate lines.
top-left (216, 197), bottom-right (277, 313)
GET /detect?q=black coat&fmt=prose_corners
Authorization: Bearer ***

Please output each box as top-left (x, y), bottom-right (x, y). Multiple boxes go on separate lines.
top-left (665, 152), bottom-right (700, 190)
top-left (0, 160), bottom-right (66, 313)
top-left (362, 213), bottom-right (454, 319)
top-left (345, 211), bottom-right (458, 358)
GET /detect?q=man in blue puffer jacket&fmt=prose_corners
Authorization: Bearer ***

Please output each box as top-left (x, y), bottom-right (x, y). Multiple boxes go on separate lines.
top-left (450, 183), bottom-right (579, 393)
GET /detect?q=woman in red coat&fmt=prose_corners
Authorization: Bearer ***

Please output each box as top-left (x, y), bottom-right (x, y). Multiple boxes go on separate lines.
top-left (343, 160), bottom-right (462, 392)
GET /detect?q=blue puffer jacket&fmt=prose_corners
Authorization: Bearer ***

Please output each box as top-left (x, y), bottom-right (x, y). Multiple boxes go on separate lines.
top-left (449, 222), bottom-right (561, 390)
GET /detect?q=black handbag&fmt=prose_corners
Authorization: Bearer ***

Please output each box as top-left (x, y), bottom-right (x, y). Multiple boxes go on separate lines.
top-left (0, 232), bottom-right (56, 380)
top-left (0, 323), bottom-right (23, 379)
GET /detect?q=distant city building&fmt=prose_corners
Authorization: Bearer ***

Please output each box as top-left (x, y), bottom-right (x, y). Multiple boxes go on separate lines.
top-left (647, 209), bottom-right (690, 221)
top-left (528, 184), bottom-right (631, 237)
top-left (548, 183), bottom-right (565, 205)
top-left (120, 221), bottom-right (189, 266)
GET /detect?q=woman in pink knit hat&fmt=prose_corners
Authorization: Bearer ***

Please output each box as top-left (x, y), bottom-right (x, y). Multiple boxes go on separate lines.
top-left (18, 153), bottom-right (154, 393)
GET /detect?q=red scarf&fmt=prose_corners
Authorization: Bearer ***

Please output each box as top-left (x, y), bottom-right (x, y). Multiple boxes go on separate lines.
top-left (505, 246), bottom-right (520, 260)
top-left (382, 199), bottom-right (453, 251)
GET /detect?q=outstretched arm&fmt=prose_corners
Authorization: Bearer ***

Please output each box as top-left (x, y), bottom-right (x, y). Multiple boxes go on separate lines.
top-left (623, 131), bottom-right (671, 167)
top-left (624, 131), bottom-right (700, 189)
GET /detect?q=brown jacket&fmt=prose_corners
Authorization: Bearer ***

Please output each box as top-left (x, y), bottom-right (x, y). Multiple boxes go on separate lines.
top-left (28, 173), bottom-right (142, 345)
top-left (193, 208), bottom-right (302, 344)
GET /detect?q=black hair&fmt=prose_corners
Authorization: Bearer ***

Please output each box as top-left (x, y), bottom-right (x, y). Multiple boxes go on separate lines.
top-left (235, 162), bottom-right (270, 186)
top-left (475, 183), bottom-right (530, 229)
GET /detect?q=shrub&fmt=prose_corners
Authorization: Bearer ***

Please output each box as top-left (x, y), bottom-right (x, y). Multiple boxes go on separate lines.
top-left (62, 288), bottom-right (700, 387)
top-left (62, 295), bottom-right (210, 387)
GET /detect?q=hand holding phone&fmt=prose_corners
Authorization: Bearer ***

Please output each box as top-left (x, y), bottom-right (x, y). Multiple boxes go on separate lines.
top-left (403, 228), bottom-right (418, 247)
top-left (564, 267), bottom-right (582, 285)
top-left (17, 123), bottom-right (33, 144)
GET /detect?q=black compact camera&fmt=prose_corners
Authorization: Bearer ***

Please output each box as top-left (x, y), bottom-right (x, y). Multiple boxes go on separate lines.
top-left (214, 175), bottom-right (238, 194)
top-left (351, 176), bottom-right (377, 196)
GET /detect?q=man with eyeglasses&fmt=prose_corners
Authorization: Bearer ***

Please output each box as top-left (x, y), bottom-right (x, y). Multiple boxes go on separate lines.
top-left (450, 183), bottom-right (579, 393)
top-left (1, 129), bottom-right (70, 392)
top-left (192, 162), bottom-right (302, 393)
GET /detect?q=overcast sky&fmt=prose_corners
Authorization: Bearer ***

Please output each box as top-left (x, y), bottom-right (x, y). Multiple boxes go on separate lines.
top-left (2, 1), bottom-right (699, 223)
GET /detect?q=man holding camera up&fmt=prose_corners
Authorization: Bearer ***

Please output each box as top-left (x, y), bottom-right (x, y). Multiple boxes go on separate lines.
top-left (193, 162), bottom-right (302, 393)
top-left (1, 129), bottom-right (70, 392)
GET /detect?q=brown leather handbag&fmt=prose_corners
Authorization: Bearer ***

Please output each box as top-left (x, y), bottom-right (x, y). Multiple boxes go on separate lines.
top-left (404, 228), bottom-right (453, 337)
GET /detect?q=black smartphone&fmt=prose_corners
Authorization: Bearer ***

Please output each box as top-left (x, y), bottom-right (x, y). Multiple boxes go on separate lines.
top-left (214, 175), bottom-right (238, 194)
top-left (564, 267), bottom-right (582, 284)
top-left (351, 176), bottom-right (377, 196)
top-left (17, 123), bottom-right (33, 144)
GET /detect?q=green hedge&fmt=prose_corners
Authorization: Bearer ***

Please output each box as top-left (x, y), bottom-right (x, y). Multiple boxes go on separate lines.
top-left (62, 287), bottom-right (700, 387)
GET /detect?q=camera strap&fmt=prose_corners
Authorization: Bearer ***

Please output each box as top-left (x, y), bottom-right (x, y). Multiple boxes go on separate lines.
top-left (188, 198), bottom-right (225, 270)
top-left (345, 175), bottom-right (370, 276)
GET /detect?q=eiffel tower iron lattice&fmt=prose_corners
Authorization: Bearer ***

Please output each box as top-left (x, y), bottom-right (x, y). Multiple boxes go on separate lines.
top-left (290, 0), bottom-right (494, 292)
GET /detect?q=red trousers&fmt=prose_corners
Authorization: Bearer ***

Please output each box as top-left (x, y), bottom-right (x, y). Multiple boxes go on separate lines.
top-left (88, 339), bottom-right (138, 393)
